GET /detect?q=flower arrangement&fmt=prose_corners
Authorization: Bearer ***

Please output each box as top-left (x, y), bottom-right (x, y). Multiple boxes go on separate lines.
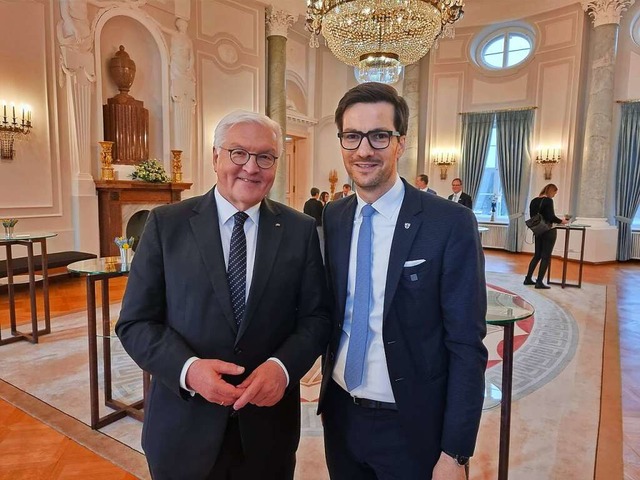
top-left (115, 236), bottom-right (135, 266)
top-left (491, 194), bottom-right (498, 213)
top-left (1, 218), bottom-right (18, 228)
top-left (130, 158), bottom-right (171, 183)
top-left (114, 236), bottom-right (135, 250)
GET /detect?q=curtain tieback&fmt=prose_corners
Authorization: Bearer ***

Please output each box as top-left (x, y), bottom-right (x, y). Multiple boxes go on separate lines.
top-left (615, 215), bottom-right (632, 224)
top-left (509, 213), bottom-right (524, 220)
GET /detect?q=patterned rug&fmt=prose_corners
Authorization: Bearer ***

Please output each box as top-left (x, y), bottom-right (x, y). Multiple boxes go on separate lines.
top-left (0, 272), bottom-right (606, 480)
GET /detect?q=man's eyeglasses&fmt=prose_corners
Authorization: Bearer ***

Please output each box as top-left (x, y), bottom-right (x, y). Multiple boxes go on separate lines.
top-left (337, 130), bottom-right (401, 150)
top-left (220, 147), bottom-right (277, 169)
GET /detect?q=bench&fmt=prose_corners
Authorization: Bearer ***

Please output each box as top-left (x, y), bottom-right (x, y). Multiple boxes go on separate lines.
top-left (0, 251), bottom-right (97, 278)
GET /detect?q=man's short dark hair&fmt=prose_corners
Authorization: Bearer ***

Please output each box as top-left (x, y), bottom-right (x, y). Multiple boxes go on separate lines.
top-left (310, 187), bottom-right (320, 197)
top-left (335, 83), bottom-right (409, 135)
top-left (418, 174), bottom-right (429, 185)
top-left (452, 177), bottom-right (463, 185)
top-left (343, 183), bottom-right (351, 190)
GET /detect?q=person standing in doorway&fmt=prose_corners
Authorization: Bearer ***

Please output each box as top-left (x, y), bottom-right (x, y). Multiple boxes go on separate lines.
top-left (304, 187), bottom-right (326, 259)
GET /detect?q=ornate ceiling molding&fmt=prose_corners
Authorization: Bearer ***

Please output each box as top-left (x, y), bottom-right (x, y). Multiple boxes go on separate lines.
top-left (265, 6), bottom-right (295, 38)
top-left (581, 0), bottom-right (636, 27)
top-left (286, 111), bottom-right (318, 126)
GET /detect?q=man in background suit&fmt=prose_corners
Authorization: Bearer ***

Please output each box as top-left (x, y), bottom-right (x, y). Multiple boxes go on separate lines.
top-left (319, 83), bottom-right (487, 480)
top-left (303, 187), bottom-right (324, 228)
top-left (448, 177), bottom-right (473, 208)
top-left (117, 110), bottom-right (330, 479)
top-left (332, 183), bottom-right (352, 200)
top-left (415, 173), bottom-right (437, 195)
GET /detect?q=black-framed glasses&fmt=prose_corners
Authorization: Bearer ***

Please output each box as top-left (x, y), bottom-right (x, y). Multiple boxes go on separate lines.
top-left (337, 130), bottom-right (401, 150)
top-left (220, 147), bottom-right (278, 169)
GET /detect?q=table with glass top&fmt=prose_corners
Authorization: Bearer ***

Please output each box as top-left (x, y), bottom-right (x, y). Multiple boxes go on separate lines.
top-left (1, 232), bottom-right (57, 345)
top-left (68, 256), bottom-right (149, 430)
top-left (485, 286), bottom-right (535, 480)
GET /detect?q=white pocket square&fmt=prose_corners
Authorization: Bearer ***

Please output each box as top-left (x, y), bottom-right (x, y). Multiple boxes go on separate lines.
top-left (403, 259), bottom-right (426, 267)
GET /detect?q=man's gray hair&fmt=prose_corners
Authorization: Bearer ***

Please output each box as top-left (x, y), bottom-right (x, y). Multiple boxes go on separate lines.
top-left (213, 110), bottom-right (283, 155)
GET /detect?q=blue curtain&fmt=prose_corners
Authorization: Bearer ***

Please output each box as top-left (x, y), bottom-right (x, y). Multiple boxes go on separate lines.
top-left (615, 102), bottom-right (640, 261)
top-left (459, 112), bottom-right (494, 205)
top-left (495, 109), bottom-right (535, 252)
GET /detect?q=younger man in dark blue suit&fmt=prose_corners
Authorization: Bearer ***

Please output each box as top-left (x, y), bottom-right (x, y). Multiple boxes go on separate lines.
top-left (318, 83), bottom-right (487, 480)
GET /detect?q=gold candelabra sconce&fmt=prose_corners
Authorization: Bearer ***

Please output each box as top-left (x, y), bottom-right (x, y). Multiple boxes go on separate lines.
top-left (99, 141), bottom-right (115, 180)
top-left (431, 149), bottom-right (457, 180)
top-left (536, 147), bottom-right (560, 180)
top-left (171, 149), bottom-right (183, 182)
top-left (1, 100), bottom-right (33, 160)
top-left (329, 168), bottom-right (338, 198)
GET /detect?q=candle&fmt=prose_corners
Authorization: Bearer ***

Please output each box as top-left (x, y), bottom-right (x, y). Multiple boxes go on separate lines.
top-left (11, 103), bottom-right (15, 122)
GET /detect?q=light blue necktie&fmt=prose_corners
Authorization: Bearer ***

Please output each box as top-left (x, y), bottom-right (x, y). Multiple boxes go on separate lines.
top-left (344, 204), bottom-right (375, 391)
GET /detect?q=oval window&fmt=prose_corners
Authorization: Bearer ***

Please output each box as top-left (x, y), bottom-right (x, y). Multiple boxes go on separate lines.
top-left (479, 29), bottom-right (533, 70)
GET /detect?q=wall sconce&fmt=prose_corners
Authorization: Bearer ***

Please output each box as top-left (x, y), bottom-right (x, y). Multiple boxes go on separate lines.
top-left (536, 147), bottom-right (560, 180)
top-left (1, 101), bottom-right (32, 160)
top-left (329, 168), bottom-right (338, 198)
top-left (432, 149), bottom-right (457, 180)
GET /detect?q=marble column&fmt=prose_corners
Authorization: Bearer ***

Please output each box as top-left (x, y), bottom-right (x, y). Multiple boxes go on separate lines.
top-left (574, 0), bottom-right (634, 261)
top-left (59, 38), bottom-right (100, 254)
top-left (265, 6), bottom-right (295, 204)
top-left (400, 63), bottom-right (420, 181)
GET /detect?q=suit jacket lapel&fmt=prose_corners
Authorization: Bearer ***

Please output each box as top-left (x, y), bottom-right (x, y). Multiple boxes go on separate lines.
top-left (383, 182), bottom-right (423, 321)
top-left (334, 197), bottom-right (357, 322)
top-left (190, 189), bottom-right (237, 334)
top-left (237, 198), bottom-right (283, 343)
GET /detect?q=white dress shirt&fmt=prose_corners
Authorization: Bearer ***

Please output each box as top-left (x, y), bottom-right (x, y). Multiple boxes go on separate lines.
top-left (332, 175), bottom-right (404, 402)
top-left (180, 188), bottom-right (288, 393)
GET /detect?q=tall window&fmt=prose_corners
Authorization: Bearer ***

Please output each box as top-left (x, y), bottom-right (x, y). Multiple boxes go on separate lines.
top-left (633, 207), bottom-right (640, 230)
top-left (474, 123), bottom-right (508, 220)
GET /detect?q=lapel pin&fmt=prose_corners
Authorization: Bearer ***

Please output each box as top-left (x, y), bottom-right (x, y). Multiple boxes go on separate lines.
top-left (275, 223), bottom-right (281, 227)
top-left (404, 223), bottom-right (411, 229)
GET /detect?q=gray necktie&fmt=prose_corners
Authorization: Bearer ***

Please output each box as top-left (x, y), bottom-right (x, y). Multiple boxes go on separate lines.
top-left (227, 211), bottom-right (248, 326)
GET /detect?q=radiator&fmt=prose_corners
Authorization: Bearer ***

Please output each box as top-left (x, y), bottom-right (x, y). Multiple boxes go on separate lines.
top-left (632, 232), bottom-right (640, 260)
top-left (479, 223), bottom-right (508, 249)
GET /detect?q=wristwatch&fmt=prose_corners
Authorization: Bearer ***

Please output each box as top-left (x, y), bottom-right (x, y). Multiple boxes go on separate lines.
top-left (444, 451), bottom-right (470, 466)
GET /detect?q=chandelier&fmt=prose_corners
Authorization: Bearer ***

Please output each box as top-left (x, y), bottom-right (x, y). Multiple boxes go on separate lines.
top-left (306, 0), bottom-right (464, 84)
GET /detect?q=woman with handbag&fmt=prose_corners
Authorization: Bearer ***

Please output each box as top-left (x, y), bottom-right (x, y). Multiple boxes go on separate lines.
top-left (524, 183), bottom-right (569, 289)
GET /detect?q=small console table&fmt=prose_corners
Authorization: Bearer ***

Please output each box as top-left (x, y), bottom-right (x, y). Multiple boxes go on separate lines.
top-left (547, 224), bottom-right (589, 288)
top-left (0, 232), bottom-right (57, 345)
top-left (485, 286), bottom-right (535, 480)
top-left (68, 256), bottom-right (149, 429)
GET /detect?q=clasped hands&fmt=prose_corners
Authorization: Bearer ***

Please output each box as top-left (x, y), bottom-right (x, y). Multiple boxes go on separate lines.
top-left (185, 358), bottom-right (287, 410)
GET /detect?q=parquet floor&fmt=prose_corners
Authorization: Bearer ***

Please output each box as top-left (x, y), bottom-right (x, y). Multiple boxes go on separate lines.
top-left (0, 252), bottom-right (639, 479)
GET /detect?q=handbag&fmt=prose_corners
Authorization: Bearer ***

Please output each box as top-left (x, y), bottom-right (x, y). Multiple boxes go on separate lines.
top-left (525, 213), bottom-right (551, 236)
top-left (525, 197), bottom-right (551, 235)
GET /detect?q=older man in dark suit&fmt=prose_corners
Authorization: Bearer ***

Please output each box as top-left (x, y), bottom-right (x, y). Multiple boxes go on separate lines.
top-left (319, 83), bottom-right (487, 480)
top-left (116, 110), bottom-right (330, 480)
top-left (448, 177), bottom-right (473, 208)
